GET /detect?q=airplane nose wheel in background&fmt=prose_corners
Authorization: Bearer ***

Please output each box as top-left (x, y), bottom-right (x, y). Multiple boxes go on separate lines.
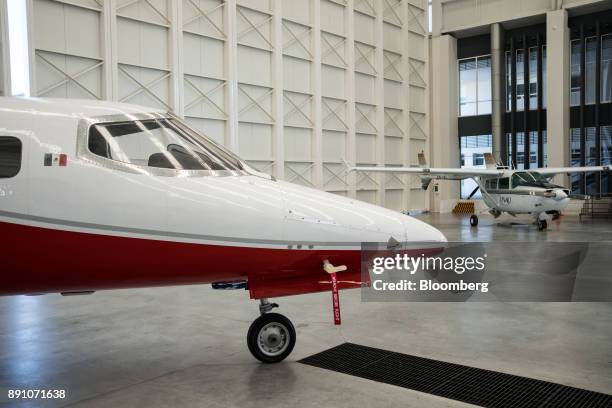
top-left (247, 299), bottom-right (296, 363)
top-left (470, 214), bottom-right (478, 227)
top-left (537, 219), bottom-right (548, 231)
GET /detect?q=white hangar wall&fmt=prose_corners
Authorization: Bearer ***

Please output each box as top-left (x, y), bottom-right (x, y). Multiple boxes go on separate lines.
top-left (0, 1), bottom-right (9, 96)
top-left (26, 0), bottom-right (429, 212)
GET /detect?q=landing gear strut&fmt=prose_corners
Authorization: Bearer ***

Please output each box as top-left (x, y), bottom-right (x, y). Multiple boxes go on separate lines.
top-left (470, 214), bottom-right (478, 227)
top-left (247, 298), bottom-right (296, 363)
top-left (537, 219), bottom-right (547, 231)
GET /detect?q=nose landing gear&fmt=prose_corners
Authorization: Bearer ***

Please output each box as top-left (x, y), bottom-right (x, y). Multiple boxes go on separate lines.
top-left (247, 299), bottom-right (296, 363)
top-left (535, 212), bottom-right (549, 231)
top-left (537, 219), bottom-right (548, 231)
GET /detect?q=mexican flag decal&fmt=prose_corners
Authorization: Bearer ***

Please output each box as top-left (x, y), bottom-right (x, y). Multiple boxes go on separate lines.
top-left (44, 153), bottom-right (68, 167)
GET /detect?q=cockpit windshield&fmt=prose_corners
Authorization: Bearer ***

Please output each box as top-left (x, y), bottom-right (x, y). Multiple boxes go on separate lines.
top-left (88, 117), bottom-right (243, 172)
top-left (511, 171), bottom-right (549, 188)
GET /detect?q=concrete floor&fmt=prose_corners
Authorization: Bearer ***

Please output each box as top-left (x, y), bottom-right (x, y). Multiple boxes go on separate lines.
top-left (1, 214), bottom-right (611, 407)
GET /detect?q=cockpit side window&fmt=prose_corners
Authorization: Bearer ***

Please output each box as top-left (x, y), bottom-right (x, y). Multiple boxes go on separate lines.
top-left (511, 172), bottom-right (533, 188)
top-left (87, 118), bottom-right (243, 172)
top-left (0, 137), bottom-right (21, 178)
top-left (498, 177), bottom-right (509, 189)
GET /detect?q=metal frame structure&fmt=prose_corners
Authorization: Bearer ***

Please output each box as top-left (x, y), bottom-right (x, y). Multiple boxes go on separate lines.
top-left (568, 10), bottom-right (612, 195)
top-left (503, 24), bottom-right (547, 171)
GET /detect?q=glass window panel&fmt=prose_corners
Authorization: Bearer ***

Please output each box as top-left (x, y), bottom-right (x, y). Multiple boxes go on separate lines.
top-left (516, 132), bottom-right (525, 170)
top-left (88, 119), bottom-right (243, 171)
top-left (516, 49), bottom-right (524, 111)
top-left (571, 40), bottom-right (581, 106)
top-left (586, 127), bottom-right (597, 195)
top-left (585, 37), bottom-right (596, 105)
top-left (459, 58), bottom-right (477, 116)
top-left (460, 134), bottom-right (492, 198)
top-left (529, 47), bottom-right (538, 110)
top-left (602, 35), bottom-right (612, 103)
top-left (499, 177), bottom-right (509, 189)
top-left (459, 56), bottom-right (491, 116)
top-left (542, 46), bottom-right (547, 108)
top-left (506, 133), bottom-right (512, 167)
top-left (477, 57), bottom-right (492, 114)
top-left (543, 130), bottom-right (548, 167)
top-left (602, 126), bottom-right (612, 166)
top-left (529, 131), bottom-right (538, 166)
top-left (506, 51), bottom-right (512, 112)
top-left (602, 126), bottom-right (612, 194)
top-left (586, 127), bottom-right (597, 166)
top-left (570, 128), bottom-right (582, 193)
top-left (0, 137), bottom-right (22, 178)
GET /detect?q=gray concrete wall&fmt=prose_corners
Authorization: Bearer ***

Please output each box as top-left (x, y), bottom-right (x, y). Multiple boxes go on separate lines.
top-left (546, 8), bottom-right (570, 187)
top-left (430, 34), bottom-right (460, 213)
top-left (491, 23), bottom-right (503, 164)
top-left (434, 0), bottom-right (610, 36)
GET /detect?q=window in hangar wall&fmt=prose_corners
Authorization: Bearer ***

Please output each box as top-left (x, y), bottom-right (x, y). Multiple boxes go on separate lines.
top-left (506, 130), bottom-right (548, 171)
top-left (460, 135), bottom-right (492, 199)
top-left (459, 56), bottom-right (492, 116)
top-left (571, 126), bottom-right (612, 195)
top-left (568, 11), bottom-right (612, 195)
top-left (457, 36), bottom-right (493, 200)
top-left (503, 24), bottom-right (548, 171)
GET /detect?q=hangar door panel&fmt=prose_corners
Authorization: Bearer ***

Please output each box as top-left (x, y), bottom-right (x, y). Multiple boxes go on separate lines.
top-left (26, 0), bottom-right (430, 212)
top-left (31, 0), bottom-right (104, 100)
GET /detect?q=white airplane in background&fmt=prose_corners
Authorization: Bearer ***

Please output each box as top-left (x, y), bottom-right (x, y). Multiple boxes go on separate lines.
top-left (0, 97), bottom-right (446, 363)
top-left (349, 153), bottom-right (611, 231)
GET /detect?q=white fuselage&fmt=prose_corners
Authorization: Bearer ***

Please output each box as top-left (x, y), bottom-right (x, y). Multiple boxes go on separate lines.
top-left (0, 98), bottom-right (446, 296)
top-left (477, 174), bottom-right (570, 217)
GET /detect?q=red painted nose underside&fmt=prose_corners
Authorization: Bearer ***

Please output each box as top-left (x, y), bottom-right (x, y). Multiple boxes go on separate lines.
top-left (0, 220), bottom-right (364, 297)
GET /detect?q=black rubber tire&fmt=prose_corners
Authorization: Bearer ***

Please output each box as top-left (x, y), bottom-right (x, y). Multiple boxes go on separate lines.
top-left (247, 313), bottom-right (296, 363)
top-left (538, 219), bottom-right (547, 231)
top-left (470, 214), bottom-right (478, 227)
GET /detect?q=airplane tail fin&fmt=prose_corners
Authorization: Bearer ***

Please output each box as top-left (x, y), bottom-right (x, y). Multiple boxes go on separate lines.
top-left (417, 151), bottom-right (427, 167)
top-left (417, 151), bottom-right (433, 190)
top-left (484, 152), bottom-right (497, 169)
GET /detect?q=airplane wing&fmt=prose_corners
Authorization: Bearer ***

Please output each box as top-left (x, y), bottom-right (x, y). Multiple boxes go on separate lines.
top-left (535, 165), bottom-right (611, 176)
top-left (347, 151), bottom-right (504, 182)
top-left (348, 165), bottom-right (504, 180)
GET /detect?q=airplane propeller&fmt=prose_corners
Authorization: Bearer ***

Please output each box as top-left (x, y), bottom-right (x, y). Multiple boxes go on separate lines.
top-left (467, 185), bottom-right (480, 200)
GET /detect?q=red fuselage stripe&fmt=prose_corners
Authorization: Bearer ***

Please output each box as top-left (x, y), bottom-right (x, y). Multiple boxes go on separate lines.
top-left (0, 220), bottom-right (362, 296)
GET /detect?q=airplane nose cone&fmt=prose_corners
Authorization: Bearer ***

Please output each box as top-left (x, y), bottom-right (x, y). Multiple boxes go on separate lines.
top-left (554, 189), bottom-right (568, 201)
top-left (402, 215), bottom-right (447, 243)
top-left (276, 179), bottom-right (446, 244)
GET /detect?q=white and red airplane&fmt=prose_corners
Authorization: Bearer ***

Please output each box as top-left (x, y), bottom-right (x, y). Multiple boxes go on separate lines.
top-left (0, 97), bottom-right (446, 363)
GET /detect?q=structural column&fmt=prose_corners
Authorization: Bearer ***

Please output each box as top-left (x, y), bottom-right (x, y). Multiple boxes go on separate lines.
top-left (491, 23), bottom-right (504, 163)
top-left (374, 0), bottom-right (385, 207)
top-left (546, 9), bottom-right (570, 186)
top-left (225, 0), bottom-right (239, 152)
top-left (272, 0), bottom-right (284, 180)
top-left (430, 34), bottom-right (459, 213)
top-left (169, 1), bottom-right (183, 116)
top-left (0, 0), bottom-right (11, 96)
top-left (346, 0), bottom-right (356, 199)
top-left (312, 0), bottom-right (323, 189)
top-left (102, 0), bottom-right (118, 101)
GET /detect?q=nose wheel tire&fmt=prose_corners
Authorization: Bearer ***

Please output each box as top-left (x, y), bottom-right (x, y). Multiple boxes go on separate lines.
top-left (537, 219), bottom-right (547, 231)
top-left (469, 214), bottom-right (478, 227)
top-left (247, 312), bottom-right (296, 363)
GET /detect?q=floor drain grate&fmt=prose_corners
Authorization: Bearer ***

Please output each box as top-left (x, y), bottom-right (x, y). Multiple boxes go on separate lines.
top-left (299, 343), bottom-right (612, 408)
